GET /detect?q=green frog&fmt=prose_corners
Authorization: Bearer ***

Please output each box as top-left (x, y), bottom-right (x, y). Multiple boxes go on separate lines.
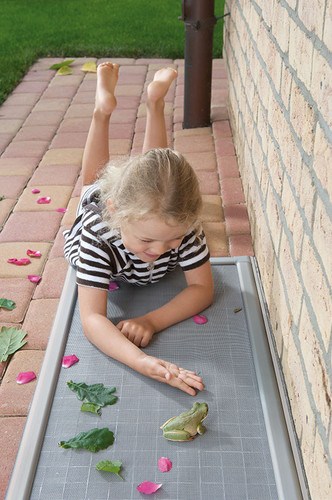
top-left (160, 402), bottom-right (208, 441)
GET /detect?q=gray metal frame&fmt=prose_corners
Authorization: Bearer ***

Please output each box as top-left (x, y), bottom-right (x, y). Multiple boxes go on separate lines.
top-left (5, 257), bottom-right (306, 500)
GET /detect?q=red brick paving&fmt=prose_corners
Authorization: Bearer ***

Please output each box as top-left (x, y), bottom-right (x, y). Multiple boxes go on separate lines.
top-left (0, 57), bottom-right (253, 498)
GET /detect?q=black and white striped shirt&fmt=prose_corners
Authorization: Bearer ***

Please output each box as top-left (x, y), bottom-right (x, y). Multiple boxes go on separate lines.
top-left (64, 186), bottom-right (210, 291)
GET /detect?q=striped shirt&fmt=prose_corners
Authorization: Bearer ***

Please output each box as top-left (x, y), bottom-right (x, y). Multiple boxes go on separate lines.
top-left (64, 185), bottom-right (210, 290)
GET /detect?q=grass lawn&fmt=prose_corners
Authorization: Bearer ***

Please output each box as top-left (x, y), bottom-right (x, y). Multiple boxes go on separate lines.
top-left (0, 0), bottom-right (225, 105)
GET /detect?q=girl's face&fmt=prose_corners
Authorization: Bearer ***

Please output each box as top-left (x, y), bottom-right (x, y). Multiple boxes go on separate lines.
top-left (120, 215), bottom-right (188, 263)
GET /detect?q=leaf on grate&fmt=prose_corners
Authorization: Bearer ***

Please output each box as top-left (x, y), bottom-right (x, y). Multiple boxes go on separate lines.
top-left (58, 428), bottom-right (114, 453)
top-left (67, 380), bottom-right (117, 407)
top-left (0, 326), bottom-right (27, 362)
top-left (81, 402), bottom-right (102, 416)
top-left (0, 298), bottom-right (16, 310)
top-left (96, 460), bottom-right (124, 480)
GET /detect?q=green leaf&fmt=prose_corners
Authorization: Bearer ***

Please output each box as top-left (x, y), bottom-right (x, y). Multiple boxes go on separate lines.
top-left (0, 326), bottom-right (27, 363)
top-left (67, 381), bottom-right (117, 407)
top-left (0, 195), bottom-right (5, 201)
top-left (0, 298), bottom-right (16, 310)
top-left (48, 59), bottom-right (75, 70)
top-left (58, 428), bottom-right (114, 453)
top-left (81, 402), bottom-right (102, 415)
top-left (96, 460), bottom-right (124, 480)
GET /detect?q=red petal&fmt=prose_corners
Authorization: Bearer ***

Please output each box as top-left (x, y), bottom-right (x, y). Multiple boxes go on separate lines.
top-left (56, 208), bottom-right (67, 213)
top-left (37, 197), bottom-right (51, 204)
top-left (31, 188), bottom-right (40, 194)
top-left (27, 249), bottom-right (42, 258)
top-left (16, 371), bottom-right (36, 384)
top-left (28, 275), bottom-right (42, 283)
top-left (8, 258), bottom-right (31, 266)
top-left (109, 281), bottom-right (119, 291)
top-left (62, 354), bottom-right (79, 368)
top-left (136, 482), bottom-right (162, 494)
top-left (193, 314), bottom-right (208, 324)
top-left (158, 457), bottom-right (172, 472)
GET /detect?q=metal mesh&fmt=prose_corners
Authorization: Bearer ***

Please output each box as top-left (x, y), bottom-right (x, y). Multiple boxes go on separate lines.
top-left (30, 265), bottom-right (278, 500)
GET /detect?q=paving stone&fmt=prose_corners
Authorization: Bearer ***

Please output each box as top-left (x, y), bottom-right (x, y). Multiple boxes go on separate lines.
top-left (24, 110), bottom-right (64, 127)
top-left (201, 195), bottom-right (224, 222)
top-left (33, 257), bottom-right (68, 299)
top-left (217, 155), bottom-right (240, 179)
top-left (110, 108), bottom-right (138, 124)
top-left (28, 164), bottom-right (80, 186)
top-left (109, 122), bottom-right (135, 140)
top-left (229, 235), bottom-right (254, 257)
top-left (61, 197), bottom-right (79, 227)
top-left (49, 74), bottom-right (84, 87)
top-left (211, 106), bottom-right (229, 121)
top-left (22, 298), bottom-right (59, 350)
top-left (3, 93), bottom-right (40, 107)
top-left (39, 148), bottom-right (83, 166)
top-left (71, 91), bottom-right (95, 105)
top-left (0, 157), bottom-right (39, 176)
top-left (0, 198), bottom-right (16, 229)
top-left (215, 137), bottom-right (236, 156)
top-left (224, 205), bottom-right (251, 235)
top-left (98, 57), bottom-right (136, 66)
top-left (0, 119), bottom-right (24, 135)
top-left (0, 211), bottom-right (63, 242)
top-left (196, 171), bottom-right (221, 195)
top-left (64, 103), bottom-right (94, 118)
top-left (0, 416), bottom-right (26, 499)
top-left (114, 95), bottom-right (140, 110)
top-left (14, 185), bottom-right (73, 212)
top-left (42, 85), bottom-right (78, 99)
top-left (202, 221), bottom-right (229, 257)
top-left (0, 278), bottom-right (36, 323)
top-left (183, 151), bottom-right (217, 171)
top-left (0, 242), bottom-right (51, 278)
top-left (15, 125), bottom-right (58, 142)
top-left (220, 178), bottom-right (245, 205)
top-left (137, 102), bottom-right (173, 118)
top-left (108, 138), bottom-right (132, 155)
top-left (211, 88), bottom-right (228, 106)
top-left (113, 85), bottom-right (144, 97)
top-left (0, 105), bottom-right (32, 120)
top-left (2, 140), bottom-right (49, 159)
top-left (33, 98), bottom-right (71, 113)
top-left (0, 350), bottom-right (45, 416)
top-left (0, 176), bottom-right (29, 199)
top-left (174, 127), bottom-right (212, 138)
top-left (51, 132), bottom-right (88, 148)
top-left (118, 71), bottom-right (146, 85)
top-left (57, 117), bottom-right (92, 133)
top-left (0, 134), bottom-right (12, 154)
top-left (212, 120), bottom-right (232, 137)
top-left (49, 226), bottom-right (69, 258)
top-left (13, 80), bottom-right (49, 94)
top-left (23, 67), bottom-right (54, 81)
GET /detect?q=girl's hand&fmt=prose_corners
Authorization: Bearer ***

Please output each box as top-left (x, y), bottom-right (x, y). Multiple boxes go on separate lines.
top-left (117, 317), bottom-right (156, 347)
top-left (136, 355), bottom-right (204, 396)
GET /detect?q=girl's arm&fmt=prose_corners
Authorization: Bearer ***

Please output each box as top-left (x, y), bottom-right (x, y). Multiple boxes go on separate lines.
top-left (117, 260), bottom-right (214, 346)
top-left (78, 284), bottom-right (204, 396)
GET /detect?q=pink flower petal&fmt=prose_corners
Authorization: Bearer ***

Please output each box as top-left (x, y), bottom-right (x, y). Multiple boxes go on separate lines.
top-left (109, 281), bottom-right (119, 291)
top-left (31, 188), bottom-right (40, 194)
top-left (28, 275), bottom-right (42, 283)
top-left (136, 482), bottom-right (162, 494)
top-left (193, 314), bottom-right (208, 325)
top-left (158, 457), bottom-right (172, 472)
top-left (27, 249), bottom-right (41, 258)
top-left (62, 354), bottom-right (79, 368)
top-left (56, 208), bottom-right (67, 213)
top-left (16, 371), bottom-right (36, 384)
top-left (37, 196), bottom-right (51, 204)
top-left (8, 258), bottom-right (31, 266)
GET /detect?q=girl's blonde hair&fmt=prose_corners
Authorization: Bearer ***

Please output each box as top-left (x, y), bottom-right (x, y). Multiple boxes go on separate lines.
top-left (99, 148), bottom-right (202, 231)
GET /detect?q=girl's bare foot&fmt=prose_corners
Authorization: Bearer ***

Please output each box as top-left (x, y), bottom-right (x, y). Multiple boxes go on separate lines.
top-left (95, 62), bottom-right (119, 116)
top-left (147, 67), bottom-right (178, 104)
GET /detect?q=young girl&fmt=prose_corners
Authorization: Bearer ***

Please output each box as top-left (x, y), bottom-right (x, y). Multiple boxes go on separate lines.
top-left (64, 62), bottom-right (214, 396)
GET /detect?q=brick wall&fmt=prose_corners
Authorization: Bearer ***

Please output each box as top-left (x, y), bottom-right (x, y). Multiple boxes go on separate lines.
top-left (223, 0), bottom-right (331, 497)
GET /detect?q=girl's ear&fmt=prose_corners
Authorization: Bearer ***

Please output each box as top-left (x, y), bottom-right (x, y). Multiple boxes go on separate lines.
top-left (107, 199), bottom-right (115, 213)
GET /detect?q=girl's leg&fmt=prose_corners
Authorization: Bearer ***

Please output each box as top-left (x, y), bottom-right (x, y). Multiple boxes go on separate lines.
top-left (81, 63), bottom-right (119, 188)
top-left (142, 68), bottom-right (178, 153)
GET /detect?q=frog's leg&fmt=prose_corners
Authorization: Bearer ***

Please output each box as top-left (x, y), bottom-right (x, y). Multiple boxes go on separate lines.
top-left (163, 429), bottom-right (194, 441)
top-left (197, 423), bottom-right (206, 435)
top-left (160, 416), bottom-right (176, 430)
